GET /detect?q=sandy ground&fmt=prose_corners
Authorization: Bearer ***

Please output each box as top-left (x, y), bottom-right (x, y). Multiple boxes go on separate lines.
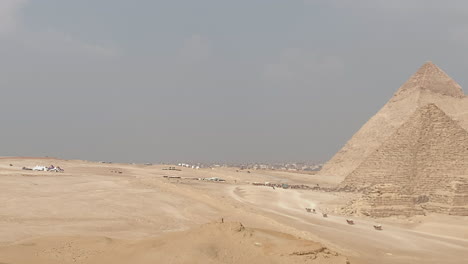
top-left (0, 158), bottom-right (467, 264)
top-left (0, 222), bottom-right (348, 264)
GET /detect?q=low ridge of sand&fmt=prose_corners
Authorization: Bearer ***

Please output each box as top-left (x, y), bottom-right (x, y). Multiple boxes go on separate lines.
top-left (0, 222), bottom-right (348, 264)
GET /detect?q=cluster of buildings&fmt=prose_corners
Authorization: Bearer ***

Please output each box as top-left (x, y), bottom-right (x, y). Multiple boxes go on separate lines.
top-left (174, 162), bottom-right (322, 172)
top-left (238, 162), bottom-right (323, 172)
top-left (177, 163), bottom-right (201, 169)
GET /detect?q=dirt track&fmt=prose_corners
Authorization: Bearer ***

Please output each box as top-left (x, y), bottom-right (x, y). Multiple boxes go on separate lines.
top-left (229, 185), bottom-right (468, 264)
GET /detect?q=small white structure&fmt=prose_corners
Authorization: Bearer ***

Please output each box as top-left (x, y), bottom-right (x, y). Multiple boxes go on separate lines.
top-left (204, 177), bottom-right (225, 182)
top-left (31, 165), bottom-right (64, 172)
top-left (33, 165), bottom-right (47, 171)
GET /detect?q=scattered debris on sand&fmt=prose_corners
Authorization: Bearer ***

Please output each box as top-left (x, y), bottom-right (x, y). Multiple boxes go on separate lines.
top-left (22, 165), bottom-right (64, 172)
top-left (252, 181), bottom-right (320, 190)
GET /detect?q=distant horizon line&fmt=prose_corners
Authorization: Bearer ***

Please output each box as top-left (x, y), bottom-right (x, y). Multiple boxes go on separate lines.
top-left (0, 155), bottom-right (324, 165)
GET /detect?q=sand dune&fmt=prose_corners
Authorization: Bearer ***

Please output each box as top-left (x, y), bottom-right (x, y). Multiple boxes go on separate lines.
top-left (0, 222), bottom-right (348, 264)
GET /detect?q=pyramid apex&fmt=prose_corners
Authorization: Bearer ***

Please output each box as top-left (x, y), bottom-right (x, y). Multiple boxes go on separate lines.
top-left (394, 62), bottom-right (464, 98)
top-left (418, 61), bottom-right (443, 72)
top-left (420, 61), bottom-right (437, 69)
top-left (420, 103), bottom-right (439, 110)
top-left (414, 103), bottom-right (447, 116)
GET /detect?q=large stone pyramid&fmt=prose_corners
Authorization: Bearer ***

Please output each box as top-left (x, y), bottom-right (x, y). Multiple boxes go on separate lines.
top-left (340, 104), bottom-right (468, 216)
top-left (394, 61), bottom-right (464, 98)
top-left (319, 62), bottom-right (468, 178)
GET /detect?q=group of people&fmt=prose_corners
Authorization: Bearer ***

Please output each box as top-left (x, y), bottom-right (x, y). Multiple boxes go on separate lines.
top-left (46, 165), bottom-right (64, 172)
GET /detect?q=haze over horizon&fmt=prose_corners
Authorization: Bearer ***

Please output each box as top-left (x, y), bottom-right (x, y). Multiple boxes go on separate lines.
top-left (2, 0), bottom-right (468, 163)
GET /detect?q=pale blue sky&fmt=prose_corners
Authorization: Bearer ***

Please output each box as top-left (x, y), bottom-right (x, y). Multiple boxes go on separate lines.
top-left (2, 0), bottom-right (468, 163)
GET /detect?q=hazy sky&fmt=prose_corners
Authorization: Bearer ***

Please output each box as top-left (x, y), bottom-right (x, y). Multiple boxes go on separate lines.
top-left (2, 0), bottom-right (468, 163)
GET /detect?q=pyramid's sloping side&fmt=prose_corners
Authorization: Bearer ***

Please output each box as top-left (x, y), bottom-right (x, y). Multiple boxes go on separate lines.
top-left (341, 104), bottom-right (468, 216)
top-left (417, 90), bottom-right (468, 129)
top-left (339, 104), bottom-right (428, 191)
top-left (341, 104), bottom-right (468, 196)
top-left (413, 106), bottom-right (468, 194)
top-left (319, 62), bottom-right (467, 179)
top-left (318, 91), bottom-right (422, 178)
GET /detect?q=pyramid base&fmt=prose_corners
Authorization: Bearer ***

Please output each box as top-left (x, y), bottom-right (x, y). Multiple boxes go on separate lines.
top-left (352, 192), bottom-right (468, 217)
top-left (421, 203), bottom-right (468, 216)
top-left (359, 206), bottom-right (425, 218)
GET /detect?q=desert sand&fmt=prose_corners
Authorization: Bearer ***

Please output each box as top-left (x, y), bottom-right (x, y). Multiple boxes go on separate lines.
top-left (0, 157), bottom-right (467, 264)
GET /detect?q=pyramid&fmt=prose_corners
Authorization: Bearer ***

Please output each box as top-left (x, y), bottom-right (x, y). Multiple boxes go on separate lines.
top-left (394, 61), bottom-right (464, 98)
top-left (341, 103), bottom-right (468, 191)
top-left (339, 104), bottom-right (468, 216)
top-left (319, 62), bottom-right (468, 178)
